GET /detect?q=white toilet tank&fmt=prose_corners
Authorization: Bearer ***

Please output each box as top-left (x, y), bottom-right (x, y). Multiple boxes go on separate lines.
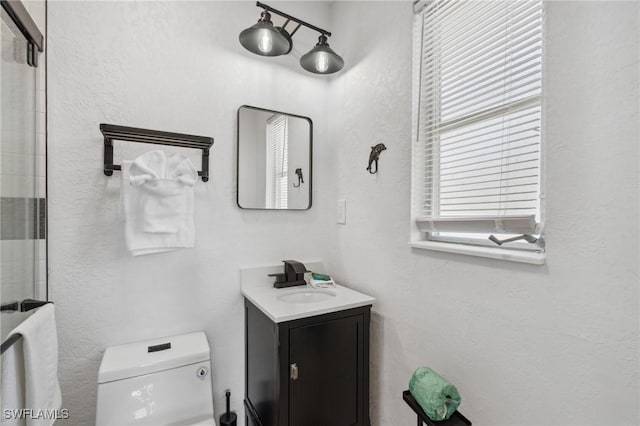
top-left (96, 331), bottom-right (216, 426)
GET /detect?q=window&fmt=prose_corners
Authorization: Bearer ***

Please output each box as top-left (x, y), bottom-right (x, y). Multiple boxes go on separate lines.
top-left (411, 0), bottom-right (545, 263)
top-left (266, 114), bottom-right (289, 209)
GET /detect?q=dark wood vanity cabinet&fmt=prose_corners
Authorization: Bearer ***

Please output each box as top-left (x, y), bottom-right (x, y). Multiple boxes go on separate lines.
top-left (244, 299), bottom-right (371, 426)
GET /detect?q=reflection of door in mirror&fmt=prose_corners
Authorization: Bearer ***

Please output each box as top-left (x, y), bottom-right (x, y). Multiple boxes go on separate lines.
top-left (265, 114), bottom-right (288, 209)
top-left (237, 106), bottom-right (312, 210)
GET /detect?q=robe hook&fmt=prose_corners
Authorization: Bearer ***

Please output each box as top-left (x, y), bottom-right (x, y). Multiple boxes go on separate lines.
top-left (293, 168), bottom-right (304, 187)
top-left (366, 143), bottom-right (387, 174)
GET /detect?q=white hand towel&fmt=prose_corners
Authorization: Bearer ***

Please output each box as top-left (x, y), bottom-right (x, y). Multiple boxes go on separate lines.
top-left (1, 339), bottom-right (26, 426)
top-left (165, 153), bottom-right (199, 185)
top-left (130, 151), bottom-right (197, 234)
top-left (310, 277), bottom-right (336, 288)
top-left (5, 304), bottom-right (61, 426)
top-left (121, 151), bottom-right (196, 256)
top-left (128, 150), bottom-right (165, 186)
top-left (121, 160), bottom-right (171, 255)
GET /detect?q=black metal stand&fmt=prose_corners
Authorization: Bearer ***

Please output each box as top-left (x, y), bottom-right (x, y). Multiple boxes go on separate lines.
top-left (101, 124), bottom-right (214, 182)
top-left (403, 391), bottom-right (472, 426)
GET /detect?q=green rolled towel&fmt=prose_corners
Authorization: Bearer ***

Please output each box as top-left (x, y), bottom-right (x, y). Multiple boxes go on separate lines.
top-left (409, 367), bottom-right (461, 421)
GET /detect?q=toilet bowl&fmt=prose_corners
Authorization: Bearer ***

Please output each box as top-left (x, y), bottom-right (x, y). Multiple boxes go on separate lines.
top-left (96, 331), bottom-right (216, 426)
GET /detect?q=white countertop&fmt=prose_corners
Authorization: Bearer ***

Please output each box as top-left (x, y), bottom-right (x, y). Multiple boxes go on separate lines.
top-left (240, 262), bottom-right (375, 323)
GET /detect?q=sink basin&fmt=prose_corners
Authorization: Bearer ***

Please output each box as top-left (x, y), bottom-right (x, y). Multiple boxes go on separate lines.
top-left (277, 289), bottom-right (336, 304)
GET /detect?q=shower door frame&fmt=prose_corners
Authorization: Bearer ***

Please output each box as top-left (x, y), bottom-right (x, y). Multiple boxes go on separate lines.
top-left (0, 0), bottom-right (47, 353)
top-left (1, 0), bottom-right (44, 66)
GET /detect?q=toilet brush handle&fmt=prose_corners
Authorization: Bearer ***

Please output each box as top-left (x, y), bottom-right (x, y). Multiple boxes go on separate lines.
top-left (219, 389), bottom-right (237, 426)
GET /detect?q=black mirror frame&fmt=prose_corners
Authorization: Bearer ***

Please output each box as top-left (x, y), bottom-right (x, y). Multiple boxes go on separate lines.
top-left (236, 105), bottom-right (313, 210)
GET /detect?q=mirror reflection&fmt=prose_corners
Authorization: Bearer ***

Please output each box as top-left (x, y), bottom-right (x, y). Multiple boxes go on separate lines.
top-left (237, 106), bottom-right (312, 210)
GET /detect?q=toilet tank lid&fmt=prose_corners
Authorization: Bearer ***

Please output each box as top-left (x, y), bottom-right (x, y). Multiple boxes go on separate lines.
top-left (98, 331), bottom-right (210, 383)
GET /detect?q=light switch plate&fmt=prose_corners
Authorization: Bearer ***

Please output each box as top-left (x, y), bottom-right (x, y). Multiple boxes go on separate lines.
top-left (337, 199), bottom-right (346, 224)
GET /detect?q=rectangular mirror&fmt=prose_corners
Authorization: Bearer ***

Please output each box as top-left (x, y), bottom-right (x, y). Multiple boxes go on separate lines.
top-left (237, 105), bottom-right (312, 210)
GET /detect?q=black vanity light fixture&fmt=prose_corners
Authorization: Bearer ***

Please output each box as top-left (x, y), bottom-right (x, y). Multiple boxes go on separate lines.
top-left (239, 1), bottom-right (345, 75)
top-left (239, 8), bottom-right (292, 56)
top-left (300, 35), bottom-right (344, 74)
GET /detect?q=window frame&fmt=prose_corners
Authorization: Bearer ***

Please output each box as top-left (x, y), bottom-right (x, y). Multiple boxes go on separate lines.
top-left (410, 0), bottom-right (547, 264)
top-left (265, 114), bottom-right (289, 209)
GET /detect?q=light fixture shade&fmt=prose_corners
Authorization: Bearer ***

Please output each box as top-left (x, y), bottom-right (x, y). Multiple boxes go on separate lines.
top-left (239, 11), bottom-right (292, 57)
top-left (300, 35), bottom-right (344, 74)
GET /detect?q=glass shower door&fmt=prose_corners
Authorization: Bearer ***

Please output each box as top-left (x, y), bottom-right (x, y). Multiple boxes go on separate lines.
top-left (0, 6), bottom-right (43, 343)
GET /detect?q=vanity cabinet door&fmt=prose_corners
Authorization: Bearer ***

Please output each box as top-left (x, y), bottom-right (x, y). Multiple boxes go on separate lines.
top-left (288, 314), bottom-right (365, 426)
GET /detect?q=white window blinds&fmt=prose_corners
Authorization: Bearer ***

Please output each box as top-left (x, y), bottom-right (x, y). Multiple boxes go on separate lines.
top-left (415, 0), bottom-right (543, 235)
top-left (266, 115), bottom-right (289, 209)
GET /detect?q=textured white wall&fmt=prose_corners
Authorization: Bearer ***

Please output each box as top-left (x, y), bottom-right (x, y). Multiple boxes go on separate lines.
top-left (326, 1), bottom-right (639, 425)
top-left (47, 1), bottom-right (639, 425)
top-left (47, 2), bottom-right (333, 424)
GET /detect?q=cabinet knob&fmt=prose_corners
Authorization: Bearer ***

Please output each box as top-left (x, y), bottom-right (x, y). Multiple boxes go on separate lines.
top-left (290, 363), bottom-right (299, 381)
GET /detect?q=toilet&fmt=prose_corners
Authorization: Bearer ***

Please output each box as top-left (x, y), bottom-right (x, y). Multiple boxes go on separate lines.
top-left (96, 331), bottom-right (216, 426)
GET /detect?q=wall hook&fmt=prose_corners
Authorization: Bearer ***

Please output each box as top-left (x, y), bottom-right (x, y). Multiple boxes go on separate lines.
top-left (366, 143), bottom-right (387, 174)
top-left (293, 168), bottom-right (304, 187)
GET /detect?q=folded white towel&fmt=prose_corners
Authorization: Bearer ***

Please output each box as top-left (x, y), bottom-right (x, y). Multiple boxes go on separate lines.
top-left (310, 278), bottom-right (336, 288)
top-left (128, 150), bottom-right (166, 186)
top-left (121, 151), bottom-right (197, 256)
top-left (1, 339), bottom-right (25, 426)
top-left (130, 151), bottom-right (197, 234)
top-left (4, 304), bottom-right (61, 426)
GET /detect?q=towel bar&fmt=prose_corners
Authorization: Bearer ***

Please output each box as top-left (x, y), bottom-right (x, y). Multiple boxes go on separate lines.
top-left (1, 299), bottom-right (51, 313)
top-left (0, 333), bottom-right (23, 355)
top-left (0, 301), bottom-right (20, 312)
top-left (101, 123), bottom-right (214, 182)
top-left (0, 299), bottom-right (53, 355)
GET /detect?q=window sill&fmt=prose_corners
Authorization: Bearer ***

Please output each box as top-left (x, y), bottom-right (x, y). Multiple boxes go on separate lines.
top-left (409, 240), bottom-right (546, 265)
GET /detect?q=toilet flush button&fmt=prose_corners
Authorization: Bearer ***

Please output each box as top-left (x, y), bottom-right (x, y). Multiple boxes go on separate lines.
top-left (196, 366), bottom-right (208, 380)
